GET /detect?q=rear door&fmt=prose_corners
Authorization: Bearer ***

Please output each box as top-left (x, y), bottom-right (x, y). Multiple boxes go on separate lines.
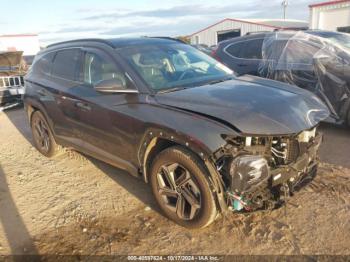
top-left (223, 38), bottom-right (263, 75)
top-left (49, 48), bottom-right (84, 143)
top-left (25, 48), bottom-right (83, 143)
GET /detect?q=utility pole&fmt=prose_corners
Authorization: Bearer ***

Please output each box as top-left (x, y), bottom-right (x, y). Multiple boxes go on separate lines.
top-left (282, 0), bottom-right (289, 20)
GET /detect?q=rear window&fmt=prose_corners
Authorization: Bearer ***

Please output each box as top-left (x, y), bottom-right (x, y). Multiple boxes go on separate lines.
top-left (51, 49), bottom-right (81, 81)
top-left (226, 39), bottom-right (263, 59)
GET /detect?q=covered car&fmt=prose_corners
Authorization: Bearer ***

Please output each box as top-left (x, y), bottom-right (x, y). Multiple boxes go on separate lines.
top-left (258, 31), bottom-right (350, 123)
top-left (214, 30), bottom-right (350, 125)
top-left (0, 51), bottom-right (26, 106)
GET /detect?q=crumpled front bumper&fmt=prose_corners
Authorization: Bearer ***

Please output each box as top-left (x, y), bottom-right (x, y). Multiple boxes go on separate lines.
top-left (226, 132), bottom-right (322, 212)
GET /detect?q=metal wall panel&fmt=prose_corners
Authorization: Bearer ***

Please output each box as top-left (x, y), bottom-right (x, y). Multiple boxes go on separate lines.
top-left (190, 20), bottom-right (275, 46)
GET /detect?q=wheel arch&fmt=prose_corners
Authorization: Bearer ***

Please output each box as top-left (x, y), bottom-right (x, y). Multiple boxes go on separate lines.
top-left (26, 103), bottom-right (39, 123)
top-left (139, 128), bottom-right (214, 183)
top-left (140, 130), bottom-right (229, 213)
top-left (24, 100), bottom-right (55, 135)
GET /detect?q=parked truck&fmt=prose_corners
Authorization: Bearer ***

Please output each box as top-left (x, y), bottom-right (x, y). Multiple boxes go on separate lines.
top-left (0, 51), bottom-right (26, 109)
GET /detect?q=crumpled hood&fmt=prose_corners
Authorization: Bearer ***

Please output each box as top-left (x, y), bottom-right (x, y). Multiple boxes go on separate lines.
top-left (0, 51), bottom-right (23, 72)
top-left (155, 75), bottom-right (330, 135)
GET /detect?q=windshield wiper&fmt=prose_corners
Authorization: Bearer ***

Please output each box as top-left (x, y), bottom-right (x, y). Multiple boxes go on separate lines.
top-left (207, 77), bottom-right (234, 85)
top-left (157, 86), bottom-right (188, 94)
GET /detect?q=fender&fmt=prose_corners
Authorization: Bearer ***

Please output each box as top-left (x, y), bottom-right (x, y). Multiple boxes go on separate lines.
top-left (138, 127), bottom-right (231, 212)
top-left (135, 103), bottom-right (240, 212)
top-left (24, 97), bottom-right (55, 134)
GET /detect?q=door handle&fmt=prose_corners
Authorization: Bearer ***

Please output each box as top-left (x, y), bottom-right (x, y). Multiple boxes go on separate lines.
top-left (75, 102), bottom-right (91, 111)
top-left (237, 64), bottom-right (248, 67)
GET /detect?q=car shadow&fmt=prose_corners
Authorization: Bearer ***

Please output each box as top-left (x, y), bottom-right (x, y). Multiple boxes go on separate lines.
top-left (2, 106), bottom-right (34, 146)
top-left (319, 122), bottom-right (350, 169)
top-left (0, 164), bottom-right (38, 255)
top-left (85, 155), bottom-right (162, 213)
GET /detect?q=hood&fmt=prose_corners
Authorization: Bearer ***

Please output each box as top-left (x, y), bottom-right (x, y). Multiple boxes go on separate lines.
top-left (0, 51), bottom-right (23, 72)
top-left (155, 75), bottom-right (330, 135)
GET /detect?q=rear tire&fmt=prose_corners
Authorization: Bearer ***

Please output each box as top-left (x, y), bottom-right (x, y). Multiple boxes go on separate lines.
top-left (150, 146), bottom-right (217, 228)
top-left (30, 111), bottom-right (61, 157)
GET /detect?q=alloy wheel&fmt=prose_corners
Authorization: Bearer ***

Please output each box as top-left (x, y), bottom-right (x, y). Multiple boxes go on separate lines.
top-left (156, 163), bottom-right (201, 220)
top-left (33, 118), bottom-right (50, 153)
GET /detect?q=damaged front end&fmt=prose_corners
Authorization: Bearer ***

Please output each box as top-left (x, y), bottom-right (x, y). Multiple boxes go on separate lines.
top-left (215, 127), bottom-right (321, 212)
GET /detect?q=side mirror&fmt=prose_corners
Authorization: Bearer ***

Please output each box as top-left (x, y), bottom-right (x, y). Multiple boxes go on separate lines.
top-left (94, 78), bottom-right (126, 93)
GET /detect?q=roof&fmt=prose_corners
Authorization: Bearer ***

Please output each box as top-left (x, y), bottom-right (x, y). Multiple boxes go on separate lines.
top-left (309, 0), bottom-right (350, 8)
top-left (306, 29), bottom-right (348, 38)
top-left (189, 18), bottom-right (308, 37)
top-left (47, 37), bottom-right (181, 49)
top-left (218, 29), bottom-right (346, 46)
top-left (242, 19), bottom-right (308, 28)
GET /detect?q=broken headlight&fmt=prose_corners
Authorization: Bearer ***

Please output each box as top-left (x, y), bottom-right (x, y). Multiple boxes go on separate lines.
top-left (229, 155), bottom-right (270, 194)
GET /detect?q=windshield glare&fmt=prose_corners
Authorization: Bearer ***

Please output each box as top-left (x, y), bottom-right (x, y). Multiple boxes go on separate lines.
top-left (318, 33), bottom-right (350, 49)
top-left (119, 43), bottom-right (233, 91)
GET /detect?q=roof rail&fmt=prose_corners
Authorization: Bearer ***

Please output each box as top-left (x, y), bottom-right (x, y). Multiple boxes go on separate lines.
top-left (245, 31), bottom-right (271, 35)
top-left (47, 38), bottom-right (114, 48)
top-left (146, 36), bottom-right (187, 44)
top-left (273, 27), bottom-right (308, 31)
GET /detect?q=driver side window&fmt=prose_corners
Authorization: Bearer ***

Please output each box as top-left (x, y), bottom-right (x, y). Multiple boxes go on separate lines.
top-left (83, 52), bottom-right (127, 88)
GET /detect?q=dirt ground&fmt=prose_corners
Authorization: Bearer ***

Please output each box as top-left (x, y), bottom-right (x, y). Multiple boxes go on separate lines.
top-left (0, 107), bottom-right (349, 255)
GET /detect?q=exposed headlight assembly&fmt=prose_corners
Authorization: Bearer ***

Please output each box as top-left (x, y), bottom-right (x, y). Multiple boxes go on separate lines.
top-left (229, 155), bottom-right (270, 194)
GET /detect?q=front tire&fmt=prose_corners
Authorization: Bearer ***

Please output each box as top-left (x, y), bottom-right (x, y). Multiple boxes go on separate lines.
top-left (150, 146), bottom-right (217, 228)
top-left (30, 111), bottom-right (60, 157)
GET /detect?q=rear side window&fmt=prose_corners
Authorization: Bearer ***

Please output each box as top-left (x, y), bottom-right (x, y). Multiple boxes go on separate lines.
top-left (225, 41), bottom-right (245, 58)
top-left (52, 49), bottom-right (81, 81)
top-left (242, 39), bottom-right (263, 59)
top-left (267, 40), bottom-right (288, 60)
top-left (226, 39), bottom-right (263, 59)
top-left (284, 40), bottom-right (320, 64)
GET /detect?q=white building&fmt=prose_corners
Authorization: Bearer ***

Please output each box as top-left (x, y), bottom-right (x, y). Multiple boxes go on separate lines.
top-left (0, 34), bottom-right (40, 56)
top-left (189, 18), bottom-right (308, 46)
top-left (309, 0), bottom-right (350, 32)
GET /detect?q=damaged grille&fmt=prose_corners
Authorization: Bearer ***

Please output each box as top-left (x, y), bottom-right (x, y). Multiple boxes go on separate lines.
top-left (271, 137), bottom-right (299, 165)
top-left (271, 128), bottom-right (316, 165)
top-left (225, 128), bottom-right (317, 167)
top-left (0, 76), bottom-right (24, 88)
top-left (286, 138), bottom-right (300, 164)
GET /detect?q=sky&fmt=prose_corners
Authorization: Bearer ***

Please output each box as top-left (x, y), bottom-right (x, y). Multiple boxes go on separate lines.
top-left (0, 0), bottom-right (316, 45)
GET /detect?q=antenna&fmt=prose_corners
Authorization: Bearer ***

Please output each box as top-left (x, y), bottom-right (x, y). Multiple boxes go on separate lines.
top-left (282, 0), bottom-right (289, 20)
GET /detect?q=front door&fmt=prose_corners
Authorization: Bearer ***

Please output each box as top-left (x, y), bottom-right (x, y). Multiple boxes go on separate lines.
top-left (69, 48), bottom-right (140, 175)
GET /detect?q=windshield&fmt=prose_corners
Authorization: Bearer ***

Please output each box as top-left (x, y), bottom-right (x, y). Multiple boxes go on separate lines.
top-left (119, 43), bottom-right (233, 91)
top-left (313, 32), bottom-right (350, 50)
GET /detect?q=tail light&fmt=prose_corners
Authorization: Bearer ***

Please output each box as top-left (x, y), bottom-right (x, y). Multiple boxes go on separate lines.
top-left (211, 46), bottom-right (222, 62)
